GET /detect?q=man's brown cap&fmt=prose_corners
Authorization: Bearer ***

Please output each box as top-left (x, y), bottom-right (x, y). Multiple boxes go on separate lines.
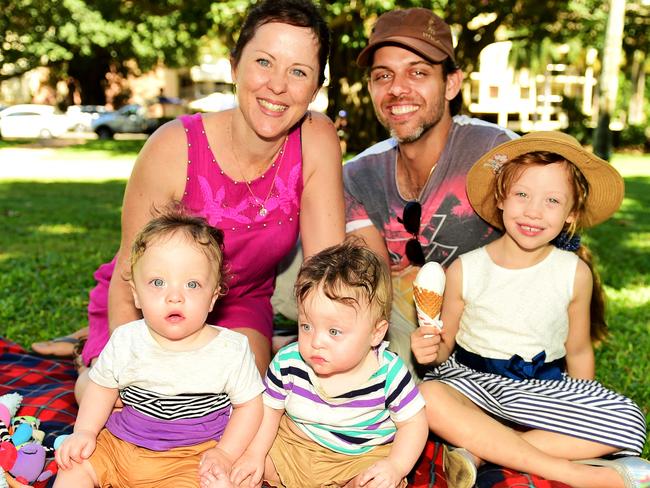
top-left (357, 8), bottom-right (456, 68)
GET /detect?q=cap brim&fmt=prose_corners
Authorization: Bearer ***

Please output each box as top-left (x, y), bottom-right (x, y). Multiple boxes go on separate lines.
top-left (357, 36), bottom-right (450, 67)
top-left (466, 134), bottom-right (624, 229)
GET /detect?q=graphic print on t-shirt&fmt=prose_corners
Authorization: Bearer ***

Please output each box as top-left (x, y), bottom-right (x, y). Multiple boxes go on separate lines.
top-left (387, 174), bottom-right (477, 270)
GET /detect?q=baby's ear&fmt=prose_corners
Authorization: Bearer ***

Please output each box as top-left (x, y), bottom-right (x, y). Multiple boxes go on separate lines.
top-left (129, 281), bottom-right (142, 310)
top-left (371, 319), bottom-right (389, 347)
top-left (209, 286), bottom-right (221, 312)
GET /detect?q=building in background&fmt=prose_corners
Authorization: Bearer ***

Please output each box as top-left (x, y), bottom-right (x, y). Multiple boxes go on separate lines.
top-left (465, 42), bottom-right (599, 132)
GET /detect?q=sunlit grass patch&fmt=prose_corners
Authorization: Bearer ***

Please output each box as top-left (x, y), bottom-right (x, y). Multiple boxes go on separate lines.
top-left (34, 223), bottom-right (86, 235)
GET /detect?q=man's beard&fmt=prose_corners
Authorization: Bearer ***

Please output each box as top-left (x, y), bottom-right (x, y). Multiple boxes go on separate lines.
top-left (380, 101), bottom-right (445, 144)
top-left (390, 120), bottom-right (435, 144)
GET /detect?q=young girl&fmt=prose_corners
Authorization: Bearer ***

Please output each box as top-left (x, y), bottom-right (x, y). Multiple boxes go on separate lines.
top-left (54, 209), bottom-right (264, 488)
top-left (410, 132), bottom-right (648, 488)
top-left (219, 241), bottom-right (427, 488)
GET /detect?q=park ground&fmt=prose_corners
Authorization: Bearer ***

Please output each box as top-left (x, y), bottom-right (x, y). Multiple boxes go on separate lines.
top-left (0, 138), bottom-right (648, 457)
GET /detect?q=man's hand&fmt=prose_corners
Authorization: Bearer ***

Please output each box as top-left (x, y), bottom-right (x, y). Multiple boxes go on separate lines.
top-left (354, 459), bottom-right (403, 488)
top-left (54, 430), bottom-right (97, 470)
top-left (410, 326), bottom-right (442, 365)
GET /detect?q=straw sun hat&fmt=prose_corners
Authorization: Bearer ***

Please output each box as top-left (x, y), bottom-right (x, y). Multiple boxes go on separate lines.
top-left (466, 131), bottom-right (624, 230)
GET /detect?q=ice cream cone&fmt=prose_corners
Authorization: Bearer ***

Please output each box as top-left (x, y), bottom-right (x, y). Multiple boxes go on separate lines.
top-left (414, 286), bottom-right (443, 320)
top-left (413, 262), bottom-right (446, 329)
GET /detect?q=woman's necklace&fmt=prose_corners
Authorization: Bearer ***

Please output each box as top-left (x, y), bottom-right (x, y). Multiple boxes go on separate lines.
top-left (230, 124), bottom-right (287, 217)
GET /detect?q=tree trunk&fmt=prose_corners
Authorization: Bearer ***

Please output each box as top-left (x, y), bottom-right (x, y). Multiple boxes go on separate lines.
top-left (628, 49), bottom-right (646, 126)
top-left (67, 55), bottom-right (112, 106)
top-left (592, 0), bottom-right (626, 160)
top-left (328, 10), bottom-right (388, 154)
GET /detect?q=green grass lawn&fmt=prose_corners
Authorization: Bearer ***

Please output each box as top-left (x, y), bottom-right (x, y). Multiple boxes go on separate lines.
top-left (0, 180), bottom-right (124, 343)
top-left (1, 143), bottom-right (648, 456)
top-left (0, 137), bottom-right (145, 154)
top-left (49, 139), bottom-right (146, 160)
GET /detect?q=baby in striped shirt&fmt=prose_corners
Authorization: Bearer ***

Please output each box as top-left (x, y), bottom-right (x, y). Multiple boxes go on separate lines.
top-left (227, 240), bottom-right (428, 488)
top-left (54, 209), bottom-right (264, 488)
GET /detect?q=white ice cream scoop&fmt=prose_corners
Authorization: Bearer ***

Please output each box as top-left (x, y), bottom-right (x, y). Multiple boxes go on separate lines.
top-left (413, 262), bottom-right (446, 330)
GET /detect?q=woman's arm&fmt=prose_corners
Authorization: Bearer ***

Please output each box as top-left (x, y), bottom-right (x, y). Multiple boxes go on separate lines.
top-left (107, 121), bottom-right (189, 331)
top-left (565, 259), bottom-right (595, 380)
top-left (299, 112), bottom-right (345, 258)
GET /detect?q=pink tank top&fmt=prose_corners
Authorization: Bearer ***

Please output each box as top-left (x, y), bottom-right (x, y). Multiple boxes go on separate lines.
top-left (180, 113), bottom-right (303, 338)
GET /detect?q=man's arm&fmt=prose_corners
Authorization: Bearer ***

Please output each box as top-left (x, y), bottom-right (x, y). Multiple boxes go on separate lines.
top-left (343, 159), bottom-right (391, 268)
top-left (349, 225), bottom-right (390, 269)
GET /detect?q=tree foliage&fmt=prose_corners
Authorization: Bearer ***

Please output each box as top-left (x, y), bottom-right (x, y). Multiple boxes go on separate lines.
top-left (0, 0), bottom-right (217, 104)
top-left (1, 0), bottom-right (648, 147)
top-left (318, 0), bottom-right (585, 151)
top-left (321, 0), bottom-right (648, 150)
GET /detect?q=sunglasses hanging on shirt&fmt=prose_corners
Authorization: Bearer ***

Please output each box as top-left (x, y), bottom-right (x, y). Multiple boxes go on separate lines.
top-left (398, 200), bottom-right (425, 266)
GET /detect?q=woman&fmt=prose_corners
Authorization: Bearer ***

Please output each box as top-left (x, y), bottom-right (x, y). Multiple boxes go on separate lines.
top-left (38, 0), bottom-right (344, 396)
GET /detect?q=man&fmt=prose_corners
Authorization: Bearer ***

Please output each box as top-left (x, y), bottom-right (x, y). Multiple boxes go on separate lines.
top-left (344, 8), bottom-right (517, 370)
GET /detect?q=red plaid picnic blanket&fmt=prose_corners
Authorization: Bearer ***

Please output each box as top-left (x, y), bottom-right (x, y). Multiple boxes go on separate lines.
top-left (409, 438), bottom-right (448, 487)
top-left (409, 438), bottom-right (572, 488)
top-left (476, 464), bottom-right (572, 488)
top-left (0, 337), bottom-right (77, 449)
top-left (0, 337), bottom-right (572, 488)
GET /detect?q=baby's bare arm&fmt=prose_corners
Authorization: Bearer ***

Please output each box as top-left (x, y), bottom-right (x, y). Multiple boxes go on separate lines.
top-left (56, 382), bottom-right (118, 469)
top-left (356, 409), bottom-right (428, 487)
top-left (199, 395), bottom-right (264, 480)
top-left (230, 405), bottom-right (284, 487)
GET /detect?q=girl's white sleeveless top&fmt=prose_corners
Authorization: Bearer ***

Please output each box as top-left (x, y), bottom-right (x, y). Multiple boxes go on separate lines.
top-left (456, 246), bottom-right (579, 362)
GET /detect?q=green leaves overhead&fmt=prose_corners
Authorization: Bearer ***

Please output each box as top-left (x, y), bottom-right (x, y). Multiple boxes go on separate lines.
top-left (0, 0), bottom-right (216, 100)
top-left (1, 0), bottom-right (647, 132)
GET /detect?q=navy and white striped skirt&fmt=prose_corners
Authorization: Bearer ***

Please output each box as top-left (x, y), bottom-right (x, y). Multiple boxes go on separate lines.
top-left (424, 355), bottom-right (647, 455)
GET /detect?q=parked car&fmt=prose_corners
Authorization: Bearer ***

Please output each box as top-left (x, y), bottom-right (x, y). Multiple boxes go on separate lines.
top-left (0, 104), bottom-right (73, 139)
top-left (66, 105), bottom-right (109, 132)
top-left (188, 92), bottom-right (236, 113)
top-left (91, 104), bottom-right (157, 140)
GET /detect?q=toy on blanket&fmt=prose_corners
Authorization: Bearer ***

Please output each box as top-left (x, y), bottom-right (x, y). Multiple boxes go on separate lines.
top-left (0, 394), bottom-right (59, 488)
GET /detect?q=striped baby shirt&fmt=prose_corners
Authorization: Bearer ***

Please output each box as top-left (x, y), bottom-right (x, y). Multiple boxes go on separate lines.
top-left (89, 319), bottom-right (264, 450)
top-left (263, 341), bottom-right (425, 455)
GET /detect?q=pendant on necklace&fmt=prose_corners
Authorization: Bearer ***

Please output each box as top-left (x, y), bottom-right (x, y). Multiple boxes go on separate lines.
top-left (259, 207), bottom-right (268, 217)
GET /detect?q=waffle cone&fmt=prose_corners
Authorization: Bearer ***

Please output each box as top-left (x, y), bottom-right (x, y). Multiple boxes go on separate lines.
top-left (414, 285), bottom-right (443, 320)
